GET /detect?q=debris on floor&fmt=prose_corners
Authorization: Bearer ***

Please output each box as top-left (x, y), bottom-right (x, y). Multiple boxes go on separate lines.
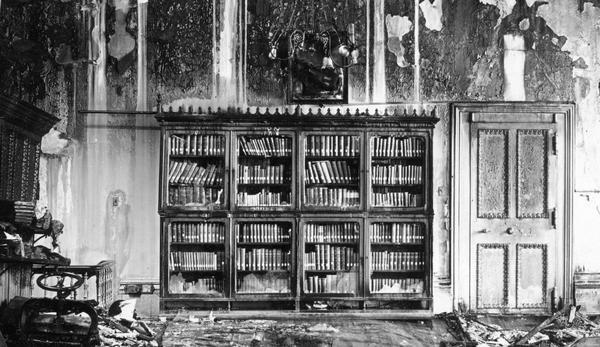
top-left (97, 299), bottom-right (166, 346)
top-left (440, 305), bottom-right (600, 346)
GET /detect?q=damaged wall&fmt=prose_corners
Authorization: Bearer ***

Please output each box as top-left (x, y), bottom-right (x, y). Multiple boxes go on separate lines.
top-left (2, 0), bottom-right (600, 314)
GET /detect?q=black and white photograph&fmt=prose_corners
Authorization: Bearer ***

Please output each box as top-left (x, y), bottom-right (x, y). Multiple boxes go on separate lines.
top-left (0, 0), bottom-right (598, 346)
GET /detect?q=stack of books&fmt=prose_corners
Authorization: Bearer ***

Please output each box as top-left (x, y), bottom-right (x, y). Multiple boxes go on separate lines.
top-left (236, 223), bottom-right (291, 243)
top-left (14, 201), bottom-right (35, 224)
top-left (169, 134), bottom-right (225, 156)
top-left (170, 222), bottom-right (225, 243)
top-left (370, 223), bottom-right (424, 244)
top-left (239, 136), bottom-right (291, 157)
top-left (169, 251), bottom-right (224, 271)
top-left (370, 251), bottom-right (424, 271)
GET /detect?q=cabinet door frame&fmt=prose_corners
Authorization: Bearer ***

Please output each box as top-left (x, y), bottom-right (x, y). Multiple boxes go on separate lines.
top-left (159, 127), bottom-right (230, 212)
top-left (366, 130), bottom-right (432, 213)
top-left (231, 129), bottom-right (297, 212)
top-left (450, 102), bottom-right (575, 312)
top-left (160, 216), bottom-right (231, 300)
top-left (231, 217), bottom-right (297, 299)
top-left (298, 216), bottom-right (365, 299)
top-left (299, 130), bottom-right (365, 212)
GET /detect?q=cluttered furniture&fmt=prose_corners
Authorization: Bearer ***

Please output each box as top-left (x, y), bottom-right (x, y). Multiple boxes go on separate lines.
top-left (0, 94), bottom-right (62, 309)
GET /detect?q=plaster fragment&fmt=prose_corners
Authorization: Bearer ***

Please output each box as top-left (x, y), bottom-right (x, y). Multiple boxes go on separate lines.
top-left (108, 0), bottom-right (135, 61)
top-left (385, 15), bottom-right (412, 68)
top-left (519, 18), bottom-right (530, 30)
top-left (420, 0), bottom-right (443, 31)
top-left (479, 0), bottom-right (516, 19)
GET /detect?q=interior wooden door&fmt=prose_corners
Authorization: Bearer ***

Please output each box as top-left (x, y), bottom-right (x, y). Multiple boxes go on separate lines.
top-left (469, 115), bottom-right (564, 313)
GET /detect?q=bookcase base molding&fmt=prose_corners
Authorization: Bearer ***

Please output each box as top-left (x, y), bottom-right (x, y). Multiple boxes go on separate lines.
top-left (157, 108), bottom-right (439, 313)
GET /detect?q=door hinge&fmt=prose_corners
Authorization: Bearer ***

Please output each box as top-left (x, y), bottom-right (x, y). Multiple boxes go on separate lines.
top-left (550, 208), bottom-right (557, 229)
top-left (551, 132), bottom-right (557, 155)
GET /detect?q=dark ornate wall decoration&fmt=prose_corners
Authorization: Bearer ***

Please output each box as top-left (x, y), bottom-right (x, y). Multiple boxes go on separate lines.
top-left (147, 0), bottom-right (213, 105)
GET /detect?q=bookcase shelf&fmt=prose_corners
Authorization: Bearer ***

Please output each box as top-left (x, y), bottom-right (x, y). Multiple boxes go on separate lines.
top-left (157, 109), bottom-right (438, 312)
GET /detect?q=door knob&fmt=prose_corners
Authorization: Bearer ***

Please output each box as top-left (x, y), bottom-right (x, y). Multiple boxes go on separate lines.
top-left (506, 227), bottom-right (517, 235)
top-left (480, 228), bottom-right (490, 234)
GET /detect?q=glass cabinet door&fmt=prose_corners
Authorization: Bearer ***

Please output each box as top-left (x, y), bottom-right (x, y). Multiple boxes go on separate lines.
top-left (165, 132), bottom-right (227, 209)
top-left (369, 135), bottom-right (426, 210)
top-left (302, 221), bottom-right (360, 295)
top-left (234, 221), bottom-right (293, 294)
top-left (368, 221), bottom-right (426, 295)
top-left (167, 220), bottom-right (227, 296)
top-left (235, 134), bottom-right (294, 209)
top-left (303, 133), bottom-right (362, 210)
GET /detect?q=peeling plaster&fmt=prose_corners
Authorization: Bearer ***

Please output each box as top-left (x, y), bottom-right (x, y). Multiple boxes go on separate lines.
top-left (538, 2), bottom-right (600, 190)
top-left (107, 0), bottom-right (135, 61)
top-left (479, 0), bottom-right (516, 21)
top-left (420, 0), bottom-right (443, 32)
top-left (385, 15), bottom-right (412, 68)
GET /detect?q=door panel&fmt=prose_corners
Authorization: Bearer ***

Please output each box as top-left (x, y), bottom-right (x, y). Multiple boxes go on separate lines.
top-left (477, 129), bottom-right (509, 219)
top-left (469, 120), bottom-right (562, 313)
top-left (516, 244), bottom-right (548, 309)
top-left (516, 130), bottom-right (549, 218)
top-left (476, 244), bottom-right (509, 309)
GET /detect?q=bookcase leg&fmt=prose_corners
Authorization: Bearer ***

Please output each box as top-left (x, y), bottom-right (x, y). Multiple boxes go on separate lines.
top-left (227, 300), bottom-right (231, 312)
top-left (295, 298), bottom-right (300, 312)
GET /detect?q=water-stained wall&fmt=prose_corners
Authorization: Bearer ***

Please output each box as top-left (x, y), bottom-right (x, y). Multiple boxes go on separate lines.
top-left (2, 0), bottom-right (600, 313)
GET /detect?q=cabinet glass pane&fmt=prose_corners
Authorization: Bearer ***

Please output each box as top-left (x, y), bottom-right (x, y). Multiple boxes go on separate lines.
top-left (167, 221), bottom-right (226, 295)
top-left (167, 133), bottom-right (226, 208)
top-left (236, 135), bottom-right (293, 208)
top-left (304, 135), bottom-right (361, 208)
top-left (235, 222), bottom-right (292, 294)
top-left (370, 136), bottom-right (425, 208)
top-left (369, 222), bottom-right (425, 294)
top-left (303, 222), bottom-right (359, 294)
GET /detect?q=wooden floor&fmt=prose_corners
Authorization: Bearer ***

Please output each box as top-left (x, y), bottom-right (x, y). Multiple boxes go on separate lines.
top-left (160, 317), bottom-right (456, 346)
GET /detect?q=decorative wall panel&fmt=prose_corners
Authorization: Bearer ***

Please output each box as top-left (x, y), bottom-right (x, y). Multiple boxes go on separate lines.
top-left (477, 243), bottom-right (509, 309)
top-left (477, 129), bottom-right (509, 218)
top-left (517, 130), bottom-right (548, 218)
top-left (516, 244), bottom-right (548, 308)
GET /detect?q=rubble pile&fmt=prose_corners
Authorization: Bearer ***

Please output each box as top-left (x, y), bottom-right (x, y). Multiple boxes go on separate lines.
top-left (441, 306), bottom-right (600, 346)
top-left (97, 299), bottom-right (165, 347)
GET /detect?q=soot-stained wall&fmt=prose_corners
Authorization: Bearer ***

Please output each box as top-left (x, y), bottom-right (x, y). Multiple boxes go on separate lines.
top-left (2, 0), bottom-right (600, 313)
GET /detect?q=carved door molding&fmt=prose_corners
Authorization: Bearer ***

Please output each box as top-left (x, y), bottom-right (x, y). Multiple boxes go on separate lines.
top-left (450, 102), bottom-right (575, 313)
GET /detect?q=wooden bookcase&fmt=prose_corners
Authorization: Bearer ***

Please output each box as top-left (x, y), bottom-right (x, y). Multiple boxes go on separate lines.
top-left (156, 108), bottom-right (439, 312)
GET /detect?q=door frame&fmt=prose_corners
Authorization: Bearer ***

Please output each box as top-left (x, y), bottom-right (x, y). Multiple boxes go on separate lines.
top-left (450, 102), bottom-right (575, 312)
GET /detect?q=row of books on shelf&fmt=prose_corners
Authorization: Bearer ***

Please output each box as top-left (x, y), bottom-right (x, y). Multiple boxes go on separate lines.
top-left (371, 165), bottom-right (422, 185)
top-left (306, 135), bottom-right (360, 157)
top-left (169, 251), bottom-right (225, 271)
top-left (239, 136), bottom-right (292, 157)
top-left (370, 278), bottom-right (424, 294)
top-left (304, 272), bottom-right (357, 294)
top-left (237, 164), bottom-right (288, 184)
top-left (236, 248), bottom-right (291, 271)
top-left (370, 251), bottom-right (425, 271)
top-left (305, 160), bottom-right (358, 184)
top-left (236, 190), bottom-right (290, 207)
top-left (168, 273), bottom-right (223, 294)
top-left (370, 223), bottom-right (425, 244)
top-left (371, 137), bottom-right (424, 158)
top-left (304, 246), bottom-right (358, 271)
top-left (169, 222), bottom-right (225, 243)
top-left (170, 134), bottom-right (226, 156)
top-left (235, 223), bottom-right (291, 243)
top-left (305, 187), bottom-right (359, 207)
top-left (169, 187), bottom-right (223, 206)
top-left (236, 273), bottom-right (291, 294)
top-left (304, 223), bottom-right (359, 243)
top-left (371, 191), bottom-right (422, 207)
top-left (168, 162), bottom-right (223, 186)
